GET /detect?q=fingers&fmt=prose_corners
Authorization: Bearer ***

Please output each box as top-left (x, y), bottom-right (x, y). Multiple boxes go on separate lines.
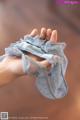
top-left (40, 28), bottom-right (47, 39)
top-left (30, 28), bottom-right (58, 43)
top-left (30, 29), bottom-right (38, 37)
top-left (40, 28), bottom-right (57, 43)
top-left (50, 30), bottom-right (57, 43)
top-left (40, 60), bottom-right (51, 70)
top-left (46, 29), bottom-right (52, 40)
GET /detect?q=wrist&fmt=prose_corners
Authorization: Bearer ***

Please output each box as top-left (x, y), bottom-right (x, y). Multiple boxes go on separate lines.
top-left (7, 57), bottom-right (24, 77)
top-left (0, 61), bottom-right (18, 86)
top-left (0, 56), bottom-right (22, 77)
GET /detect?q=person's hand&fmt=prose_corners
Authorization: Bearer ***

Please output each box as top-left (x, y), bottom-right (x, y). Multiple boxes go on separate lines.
top-left (1, 28), bottom-right (57, 76)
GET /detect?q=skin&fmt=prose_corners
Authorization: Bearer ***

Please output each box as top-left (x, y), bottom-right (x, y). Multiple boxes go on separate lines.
top-left (0, 28), bottom-right (57, 87)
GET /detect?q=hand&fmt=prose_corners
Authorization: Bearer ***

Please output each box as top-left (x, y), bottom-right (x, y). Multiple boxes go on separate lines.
top-left (1, 28), bottom-right (57, 76)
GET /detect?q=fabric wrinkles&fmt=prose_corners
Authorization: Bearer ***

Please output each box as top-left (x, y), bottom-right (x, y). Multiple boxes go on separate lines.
top-left (0, 35), bottom-right (68, 100)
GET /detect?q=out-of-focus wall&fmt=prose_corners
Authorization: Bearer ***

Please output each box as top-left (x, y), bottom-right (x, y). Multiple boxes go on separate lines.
top-left (0, 0), bottom-right (80, 120)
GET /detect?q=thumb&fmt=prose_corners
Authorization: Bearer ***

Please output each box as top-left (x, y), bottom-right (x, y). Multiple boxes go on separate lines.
top-left (40, 60), bottom-right (51, 70)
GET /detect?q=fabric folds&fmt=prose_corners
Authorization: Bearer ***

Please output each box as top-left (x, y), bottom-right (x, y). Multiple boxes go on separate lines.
top-left (0, 35), bottom-right (68, 100)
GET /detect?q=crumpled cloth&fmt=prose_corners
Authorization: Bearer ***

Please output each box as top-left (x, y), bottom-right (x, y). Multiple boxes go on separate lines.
top-left (0, 35), bottom-right (68, 100)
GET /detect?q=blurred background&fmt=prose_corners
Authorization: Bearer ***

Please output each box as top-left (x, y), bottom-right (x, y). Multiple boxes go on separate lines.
top-left (0, 0), bottom-right (80, 120)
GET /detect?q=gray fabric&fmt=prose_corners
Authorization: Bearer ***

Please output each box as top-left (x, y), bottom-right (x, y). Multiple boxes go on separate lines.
top-left (0, 35), bottom-right (68, 100)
